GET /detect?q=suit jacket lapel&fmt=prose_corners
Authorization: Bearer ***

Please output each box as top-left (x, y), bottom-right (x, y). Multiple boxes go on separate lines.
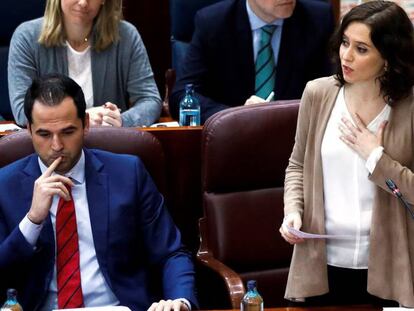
top-left (22, 155), bottom-right (55, 250)
top-left (84, 149), bottom-right (110, 280)
top-left (275, 10), bottom-right (301, 98)
top-left (314, 81), bottom-right (341, 159)
top-left (235, 0), bottom-right (255, 94)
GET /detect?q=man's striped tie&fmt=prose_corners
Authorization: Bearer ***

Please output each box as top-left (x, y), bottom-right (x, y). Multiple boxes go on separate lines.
top-left (255, 25), bottom-right (277, 99)
top-left (56, 186), bottom-right (84, 309)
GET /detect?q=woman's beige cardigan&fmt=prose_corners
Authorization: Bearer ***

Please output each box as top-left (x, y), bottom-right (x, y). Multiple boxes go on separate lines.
top-left (284, 76), bottom-right (414, 306)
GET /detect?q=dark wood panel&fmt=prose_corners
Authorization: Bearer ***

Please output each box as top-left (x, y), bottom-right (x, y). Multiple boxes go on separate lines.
top-left (332, 0), bottom-right (340, 24)
top-left (123, 0), bottom-right (171, 98)
top-left (143, 126), bottom-right (203, 252)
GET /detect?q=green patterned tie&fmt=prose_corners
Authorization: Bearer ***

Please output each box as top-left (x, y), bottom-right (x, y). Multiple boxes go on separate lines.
top-left (255, 25), bottom-right (277, 99)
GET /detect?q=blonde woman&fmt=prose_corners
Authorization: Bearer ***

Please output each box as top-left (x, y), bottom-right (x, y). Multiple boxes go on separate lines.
top-left (8, 0), bottom-right (161, 127)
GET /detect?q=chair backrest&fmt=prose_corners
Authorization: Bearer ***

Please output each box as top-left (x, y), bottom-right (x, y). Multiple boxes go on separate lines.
top-left (169, 0), bottom-right (224, 76)
top-left (0, 127), bottom-right (166, 195)
top-left (0, 0), bottom-right (45, 121)
top-left (201, 100), bottom-right (299, 306)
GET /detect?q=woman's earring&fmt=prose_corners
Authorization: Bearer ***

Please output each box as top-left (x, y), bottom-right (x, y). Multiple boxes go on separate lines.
top-left (384, 63), bottom-right (388, 72)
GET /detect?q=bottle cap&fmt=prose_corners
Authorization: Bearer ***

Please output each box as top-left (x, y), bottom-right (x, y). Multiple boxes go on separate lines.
top-left (185, 83), bottom-right (194, 91)
top-left (6, 288), bottom-right (17, 297)
top-left (247, 280), bottom-right (257, 290)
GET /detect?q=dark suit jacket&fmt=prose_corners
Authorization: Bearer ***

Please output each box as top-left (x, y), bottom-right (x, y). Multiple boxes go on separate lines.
top-left (170, 0), bottom-right (334, 124)
top-left (0, 149), bottom-right (197, 311)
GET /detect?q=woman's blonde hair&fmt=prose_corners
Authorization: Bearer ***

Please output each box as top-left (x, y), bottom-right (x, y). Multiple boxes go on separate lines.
top-left (39, 0), bottom-right (123, 51)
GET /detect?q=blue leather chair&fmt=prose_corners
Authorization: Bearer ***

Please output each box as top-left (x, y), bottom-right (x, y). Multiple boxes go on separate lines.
top-left (169, 0), bottom-right (224, 77)
top-left (0, 0), bottom-right (45, 121)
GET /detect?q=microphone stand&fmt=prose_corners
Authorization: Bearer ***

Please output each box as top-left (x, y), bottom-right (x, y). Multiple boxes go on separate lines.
top-left (385, 179), bottom-right (414, 219)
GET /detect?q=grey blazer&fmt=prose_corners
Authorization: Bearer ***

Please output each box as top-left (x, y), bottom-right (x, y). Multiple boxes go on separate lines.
top-left (284, 76), bottom-right (414, 306)
top-left (8, 18), bottom-right (161, 127)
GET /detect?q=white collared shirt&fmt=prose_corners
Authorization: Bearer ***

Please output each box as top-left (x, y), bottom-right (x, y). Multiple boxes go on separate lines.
top-left (321, 87), bottom-right (390, 268)
top-left (245, 0), bottom-right (284, 64)
top-left (19, 151), bottom-right (119, 309)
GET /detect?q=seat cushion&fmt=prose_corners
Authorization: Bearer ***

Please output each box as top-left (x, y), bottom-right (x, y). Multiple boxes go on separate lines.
top-left (204, 187), bottom-right (292, 271)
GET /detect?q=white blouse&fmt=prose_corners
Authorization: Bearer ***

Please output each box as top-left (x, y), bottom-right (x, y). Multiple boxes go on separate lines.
top-left (321, 87), bottom-right (390, 269)
top-left (67, 42), bottom-right (94, 109)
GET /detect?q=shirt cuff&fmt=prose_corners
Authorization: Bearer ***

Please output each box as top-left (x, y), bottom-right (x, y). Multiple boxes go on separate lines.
top-left (19, 214), bottom-right (43, 247)
top-left (365, 146), bottom-right (384, 174)
top-left (178, 298), bottom-right (191, 311)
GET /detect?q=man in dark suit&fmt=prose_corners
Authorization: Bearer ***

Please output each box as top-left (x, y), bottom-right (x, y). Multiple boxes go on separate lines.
top-left (0, 74), bottom-right (197, 311)
top-left (170, 0), bottom-right (334, 124)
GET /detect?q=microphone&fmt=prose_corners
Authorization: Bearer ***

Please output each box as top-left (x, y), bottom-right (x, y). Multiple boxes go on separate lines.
top-left (385, 179), bottom-right (414, 219)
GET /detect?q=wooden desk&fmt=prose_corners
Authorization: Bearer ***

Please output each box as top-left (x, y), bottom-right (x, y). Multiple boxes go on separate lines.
top-left (142, 126), bottom-right (203, 252)
top-left (216, 308), bottom-right (380, 311)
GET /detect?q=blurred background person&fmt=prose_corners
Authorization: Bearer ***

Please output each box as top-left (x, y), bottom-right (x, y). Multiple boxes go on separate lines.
top-left (170, 0), bottom-right (334, 124)
top-left (8, 0), bottom-right (161, 127)
top-left (280, 1), bottom-right (414, 307)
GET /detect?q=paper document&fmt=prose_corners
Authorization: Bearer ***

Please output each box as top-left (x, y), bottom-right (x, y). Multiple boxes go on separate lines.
top-left (0, 123), bottom-right (21, 132)
top-left (150, 121), bottom-right (180, 128)
top-left (53, 307), bottom-right (131, 311)
top-left (287, 226), bottom-right (354, 240)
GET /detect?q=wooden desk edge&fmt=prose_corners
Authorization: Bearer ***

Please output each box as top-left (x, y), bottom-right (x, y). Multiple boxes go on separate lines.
top-left (0, 124), bottom-right (203, 137)
top-left (201, 306), bottom-right (381, 311)
top-left (142, 126), bottom-right (203, 132)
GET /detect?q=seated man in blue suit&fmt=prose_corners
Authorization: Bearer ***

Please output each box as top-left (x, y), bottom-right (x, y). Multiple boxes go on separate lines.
top-left (0, 74), bottom-right (197, 311)
top-left (170, 0), bottom-right (334, 124)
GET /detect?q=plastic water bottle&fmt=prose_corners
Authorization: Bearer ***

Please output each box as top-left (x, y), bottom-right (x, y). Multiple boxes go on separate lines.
top-left (179, 84), bottom-right (200, 126)
top-left (1, 289), bottom-right (23, 311)
top-left (240, 280), bottom-right (263, 311)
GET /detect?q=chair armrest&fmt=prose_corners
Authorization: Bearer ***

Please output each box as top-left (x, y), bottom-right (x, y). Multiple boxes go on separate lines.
top-left (197, 217), bottom-right (245, 309)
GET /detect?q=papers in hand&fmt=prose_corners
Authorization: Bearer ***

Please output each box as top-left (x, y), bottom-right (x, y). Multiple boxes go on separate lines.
top-left (287, 226), bottom-right (354, 240)
top-left (53, 307), bottom-right (131, 311)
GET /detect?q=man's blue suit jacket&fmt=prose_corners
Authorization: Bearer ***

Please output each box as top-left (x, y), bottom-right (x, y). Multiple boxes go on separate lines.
top-left (170, 0), bottom-right (335, 123)
top-left (0, 149), bottom-right (197, 311)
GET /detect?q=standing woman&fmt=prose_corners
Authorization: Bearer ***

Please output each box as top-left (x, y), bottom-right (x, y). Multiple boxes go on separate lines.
top-left (8, 0), bottom-right (161, 127)
top-left (280, 1), bottom-right (414, 307)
